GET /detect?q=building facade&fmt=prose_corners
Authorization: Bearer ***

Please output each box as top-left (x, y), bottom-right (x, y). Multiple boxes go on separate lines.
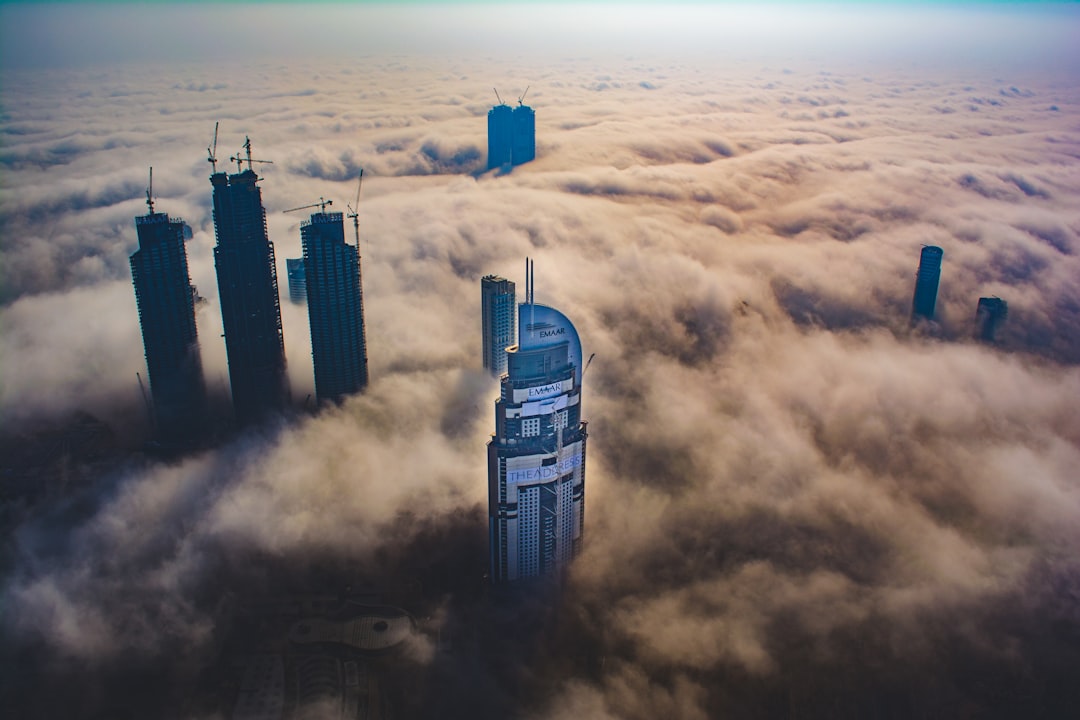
top-left (211, 166), bottom-right (290, 423)
top-left (481, 275), bottom-right (516, 377)
top-left (488, 270), bottom-right (586, 583)
top-left (487, 103), bottom-right (513, 170)
top-left (301, 211), bottom-right (369, 404)
top-left (130, 209), bottom-right (206, 444)
top-left (911, 245), bottom-right (944, 323)
top-left (512, 103), bottom-right (536, 166)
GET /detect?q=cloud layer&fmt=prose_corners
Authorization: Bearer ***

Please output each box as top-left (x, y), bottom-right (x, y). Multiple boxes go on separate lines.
top-left (2, 5), bottom-right (1080, 719)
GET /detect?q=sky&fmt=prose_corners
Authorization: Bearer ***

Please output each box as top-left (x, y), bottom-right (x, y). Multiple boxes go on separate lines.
top-left (1, 2), bottom-right (1079, 719)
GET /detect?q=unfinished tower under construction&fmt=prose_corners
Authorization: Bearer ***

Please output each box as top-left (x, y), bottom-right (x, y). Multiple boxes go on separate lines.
top-left (301, 208), bottom-right (369, 404)
top-left (210, 137), bottom-right (290, 423)
top-left (130, 173), bottom-right (206, 446)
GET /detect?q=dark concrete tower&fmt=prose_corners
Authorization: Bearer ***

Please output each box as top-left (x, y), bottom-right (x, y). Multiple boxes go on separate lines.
top-left (488, 260), bottom-right (587, 583)
top-left (481, 275), bottom-right (516, 377)
top-left (130, 190), bottom-right (206, 445)
top-left (211, 140), bottom-right (289, 423)
top-left (301, 210), bottom-right (368, 404)
top-left (911, 245), bottom-right (944, 323)
top-left (487, 100), bottom-right (513, 170)
top-left (975, 296), bottom-right (1008, 342)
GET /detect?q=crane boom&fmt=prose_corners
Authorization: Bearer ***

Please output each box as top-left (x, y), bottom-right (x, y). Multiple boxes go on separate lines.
top-left (493, 87), bottom-right (503, 105)
top-left (346, 169), bottom-right (364, 247)
top-left (207, 121), bottom-right (219, 172)
top-left (283, 197), bottom-right (333, 214)
top-left (136, 372), bottom-right (154, 431)
top-left (228, 136), bottom-right (274, 173)
top-left (519, 85), bottom-right (530, 105)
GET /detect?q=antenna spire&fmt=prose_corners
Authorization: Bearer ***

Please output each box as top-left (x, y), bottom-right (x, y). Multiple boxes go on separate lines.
top-left (526, 257), bottom-right (535, 340)
top-left (146, 166), bottom-right (154, 214)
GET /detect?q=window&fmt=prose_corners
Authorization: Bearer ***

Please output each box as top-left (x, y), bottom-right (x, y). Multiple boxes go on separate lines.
top-left (522, 417), bottom-right (540, 437)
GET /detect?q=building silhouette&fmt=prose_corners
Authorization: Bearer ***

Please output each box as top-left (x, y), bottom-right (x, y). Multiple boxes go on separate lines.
top-left (488, 260), bottom-right (586, 583)
top-left (286, 257), bottom-right (306, 304)
top-left (130, 205), bottom-right (206, 444)
top-left (911, 245), bottom-right (944, 323)
top-left (512, 102), bottom-right (536, 165)
top-left (975, 296), bottom-right (1008, 342)
top-left (481, 275), bottom-right (516, 377)
top-left (488, 90), bottom-right (536, 170)
top-left (211, 153), bottom-right (290, 423)
top-left (487, 102), bottom-right (513, 170)
top-left (301, 210), bottom-right (368, 404)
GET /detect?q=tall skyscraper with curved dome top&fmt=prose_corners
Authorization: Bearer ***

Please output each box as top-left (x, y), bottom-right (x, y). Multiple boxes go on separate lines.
top-left (487, 260), bottom-right (587, 583)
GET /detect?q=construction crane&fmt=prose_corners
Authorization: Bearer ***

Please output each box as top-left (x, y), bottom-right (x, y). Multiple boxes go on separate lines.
top-left (347, 168), bottom-right (368, 361)
top-left (346, 169), bottom-right (363, 247)
top-left (145, 166), bottom-right (155, 214)
top-left (207, 121), bottom-right (219, 173)
top-left (518, 85), bottom-right (530, 105)
top-left (136, 372), bottom-right (155, 432)
top-left (283, 197), bottom-right (333, 214)
top-left (229, 136), bottom-right (274, 173)
top-left (493, 87), bottom-right (504, 105)
top-left (581, 353), bottom-right (595, 383)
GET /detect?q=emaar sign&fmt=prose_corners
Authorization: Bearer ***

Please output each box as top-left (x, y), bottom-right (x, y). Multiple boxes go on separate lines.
top-left (528, 381), bottom-right (563, 400)
top-left (519, 303), bottom-right (582, 381)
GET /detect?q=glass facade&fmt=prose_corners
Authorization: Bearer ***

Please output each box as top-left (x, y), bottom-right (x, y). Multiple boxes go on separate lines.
top-left (481, 275), bottom-right (516, 376)
top-left (911, 245), bottom-right (944, 323)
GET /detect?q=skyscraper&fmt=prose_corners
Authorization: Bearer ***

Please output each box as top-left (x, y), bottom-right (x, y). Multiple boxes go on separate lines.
top-left (130, 197), bottom-right (206, 445)
top-left (286, 257), bottom-right (306, 304)
top-left (512, 102), bottom-right (535, 166)
top-left (301, 210), bottom-right (368, 404)
top-left (911, 245), bottom-right (944, 323)
top-left (487, 101), bottom-right (513, 170)
top-left (211, 142), bottom-right (290, 423)
top-left (975, 296), bottom-right (1008, 342)
top-left (481, 275), bottom-right (516, 377)
top-left (488, 260), bottom-right (587, 583)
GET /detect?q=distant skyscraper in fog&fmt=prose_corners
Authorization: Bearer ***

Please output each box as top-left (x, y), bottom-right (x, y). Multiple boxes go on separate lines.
top-left (488, 260), bottom-right (587, 583)
top-left (211, 138), bottom-right (290, 423)
top-left (301, 210), bottom-right (368, 404)
top-left (488, 88), bottom-right (535, 170)
top-left (911, 245), bottom-right (943, 323)
top-left (975, 296), bottom-right (1007, 342)
top-left (512, 102), bottom-right (535, 165)
top-left (286, 257), bottom-right (306, 304)
top-left (481, 275), bottom-right (516, 377)
top-left (130, 195), bottom-right (206, 445)
top-left (487, 100), bottom-right (513, 170)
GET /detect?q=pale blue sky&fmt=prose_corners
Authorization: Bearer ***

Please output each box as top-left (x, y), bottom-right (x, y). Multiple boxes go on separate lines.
top-left (1, 3), bottom-right (1077, 70)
